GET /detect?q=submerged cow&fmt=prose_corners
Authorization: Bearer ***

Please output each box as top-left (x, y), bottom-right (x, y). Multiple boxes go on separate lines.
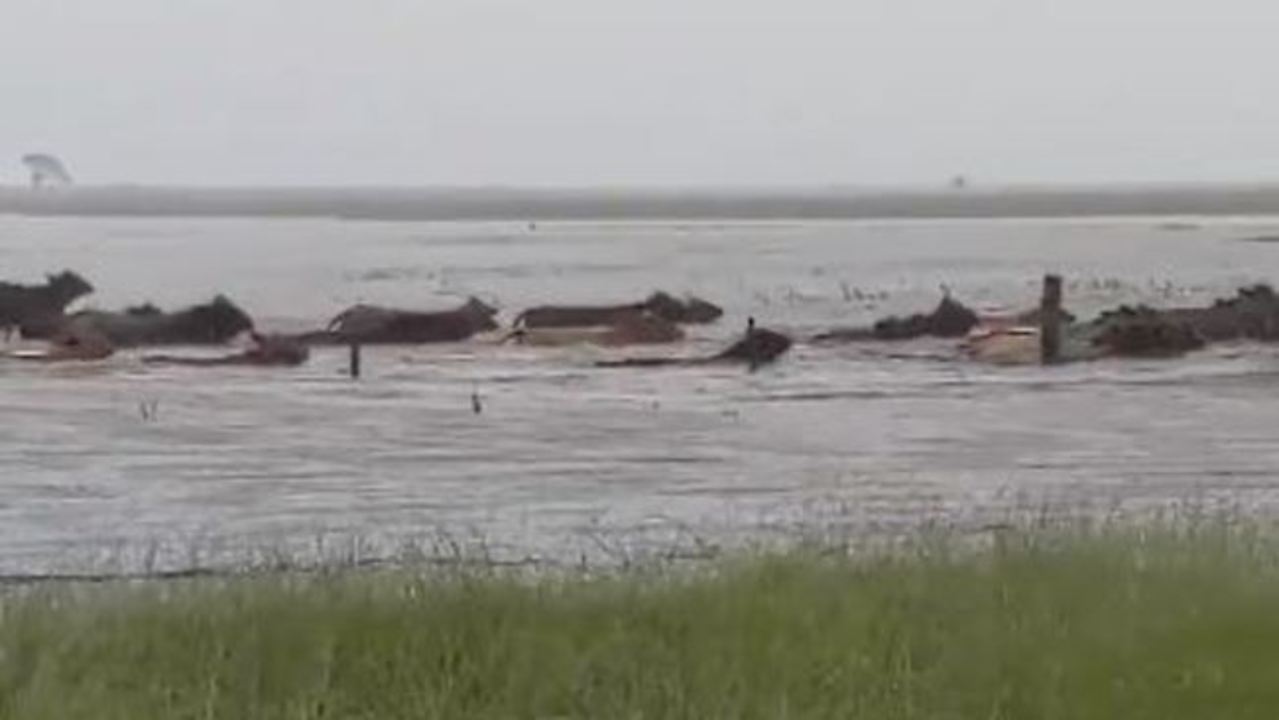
top-left (9, 322), bottom-right (114, 362)
top-left (0, 270), bottom-right (94, 339)
top-left (504, 311), bottom-right (685, 347)
top-left (1157, 284), bottom-right (1279, 342)
top-left (813, 293), bottom-right (981, 343)
top-left (964, 308), bottom-right (1204, 365)
top-left (962, 285), bottom-right (1279, 365)
top-left (1059, 284), bottom-right (1279, 358)
top-left (143, 333), bottom-right (309, 367)
top-left (515, 291), bottom-right (722, 329)
top-left (597, 319), bottom-right (792, 369)
top-left (1060, 285), bottom-right (1279, 359)
top-left (67, 296), bottom-right (254, 347)
top-left (308, 296), bottom-right (500, 345)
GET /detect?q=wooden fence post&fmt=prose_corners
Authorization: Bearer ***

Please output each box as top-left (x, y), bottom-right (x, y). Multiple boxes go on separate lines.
top-left (1040, 274), bottom-right (1063, 365)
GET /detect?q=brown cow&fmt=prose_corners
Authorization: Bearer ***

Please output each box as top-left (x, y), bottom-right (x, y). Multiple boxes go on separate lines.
top-left (814, 293), bottom-right (980, 343)
top-left (67, 296), bottom-right (254, 347)
top-left (302, 297), bottom-right (500, 345)
top-left (515, 291), bottom-right (722, 329)
top-left (0, 270), bottom-right (94, 339)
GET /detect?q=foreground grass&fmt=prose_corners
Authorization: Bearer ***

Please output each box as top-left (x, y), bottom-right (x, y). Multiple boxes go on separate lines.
top-left (4, 526), bottom-right (1279, 718)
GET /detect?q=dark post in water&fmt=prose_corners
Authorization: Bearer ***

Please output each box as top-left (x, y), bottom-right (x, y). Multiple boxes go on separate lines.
top-left (1040, 274), bottom-right (1063, 365)
top-left (349, 342), bottom-right (362, 379)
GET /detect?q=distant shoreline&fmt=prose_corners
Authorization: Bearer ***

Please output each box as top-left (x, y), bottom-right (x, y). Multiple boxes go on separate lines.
top-left (5, 183), bottom-right (1279, 221)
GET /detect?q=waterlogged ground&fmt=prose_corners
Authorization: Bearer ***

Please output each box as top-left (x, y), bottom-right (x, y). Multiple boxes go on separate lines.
top-left (4, 215), bottom-right (1279, 573)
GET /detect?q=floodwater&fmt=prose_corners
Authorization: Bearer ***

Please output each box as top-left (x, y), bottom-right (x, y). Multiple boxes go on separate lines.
top-left (4, 213), bottom-right (1279, 574)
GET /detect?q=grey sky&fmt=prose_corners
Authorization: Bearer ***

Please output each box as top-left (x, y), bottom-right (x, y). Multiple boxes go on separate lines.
top-left (3, 0), bottom-right (1278, 186)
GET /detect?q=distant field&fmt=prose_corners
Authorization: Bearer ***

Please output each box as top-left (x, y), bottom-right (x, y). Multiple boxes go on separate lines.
top-left (3, 524), bottom-right (1279, 719)
top-left (6, 183), bottom-right (1279, 221)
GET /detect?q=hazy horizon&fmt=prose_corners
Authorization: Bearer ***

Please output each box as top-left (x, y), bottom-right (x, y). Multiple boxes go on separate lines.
top-left (5, 1), bottom-right (1278, 187)
top-left (11, 180), bottom-right (1279, 192)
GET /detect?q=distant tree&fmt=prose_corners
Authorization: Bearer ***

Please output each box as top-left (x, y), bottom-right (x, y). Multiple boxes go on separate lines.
top-left (22, 154), bottom-right (73, 189)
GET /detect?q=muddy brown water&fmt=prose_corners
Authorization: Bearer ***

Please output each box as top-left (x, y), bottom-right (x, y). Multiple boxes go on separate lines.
top-left (4, 214), bottom-right (1279, 574)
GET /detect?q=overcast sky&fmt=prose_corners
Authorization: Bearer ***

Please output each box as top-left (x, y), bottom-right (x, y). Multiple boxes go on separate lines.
top-left (3, 0), bottom-right (1278, 186)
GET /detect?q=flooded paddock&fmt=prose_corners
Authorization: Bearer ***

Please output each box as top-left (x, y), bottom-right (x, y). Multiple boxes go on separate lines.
top-left (4, 214), bottom-right (1279, 573)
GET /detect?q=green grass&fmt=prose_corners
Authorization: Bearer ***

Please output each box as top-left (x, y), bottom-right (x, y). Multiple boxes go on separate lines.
top-left (4, 524), bottom-right (1279, 718)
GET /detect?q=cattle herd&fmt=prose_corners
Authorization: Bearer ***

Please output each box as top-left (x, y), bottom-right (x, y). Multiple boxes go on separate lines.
top-left (3, 269), bottom-right (1279, 370)
top-left (0, 271), bottom-right (790, 369)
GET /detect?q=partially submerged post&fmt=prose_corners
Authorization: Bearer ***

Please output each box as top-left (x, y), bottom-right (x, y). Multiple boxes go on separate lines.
top-left (349, 342), bottom-right (362, 379)
top-left (747, 316), bottom-right (759, 372)
top-left (1040, 274), bottom-right (1063, 365)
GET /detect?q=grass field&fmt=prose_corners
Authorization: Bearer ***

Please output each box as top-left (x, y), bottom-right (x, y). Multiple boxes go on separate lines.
top-left (2, 523), bottom-right (1279, 718)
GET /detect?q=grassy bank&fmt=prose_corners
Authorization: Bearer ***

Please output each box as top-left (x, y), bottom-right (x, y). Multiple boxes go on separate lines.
top-left (3, 526), bottom-right (1279, 718)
